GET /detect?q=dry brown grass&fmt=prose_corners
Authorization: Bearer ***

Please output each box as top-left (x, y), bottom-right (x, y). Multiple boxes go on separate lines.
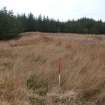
top-left (0, 32), bottom-right (105, 105)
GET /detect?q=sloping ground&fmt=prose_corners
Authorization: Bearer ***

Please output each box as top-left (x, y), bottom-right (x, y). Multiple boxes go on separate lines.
top-left (0, 32), bottom-right (105, 105)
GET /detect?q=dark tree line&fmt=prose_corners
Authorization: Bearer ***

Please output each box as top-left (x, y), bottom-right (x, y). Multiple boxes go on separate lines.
top-left (0, 7), bottom-right (23, 39)
top-left (0, 7), bottom-right (105, 40)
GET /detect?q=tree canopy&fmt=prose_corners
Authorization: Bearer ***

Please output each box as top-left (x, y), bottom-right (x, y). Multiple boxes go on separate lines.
top-left (0, 7), bottom-right (105, 40)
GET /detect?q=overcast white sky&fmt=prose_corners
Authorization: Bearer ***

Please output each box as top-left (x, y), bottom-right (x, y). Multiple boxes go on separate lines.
top-left (0, 0), bottom-right (105, 21)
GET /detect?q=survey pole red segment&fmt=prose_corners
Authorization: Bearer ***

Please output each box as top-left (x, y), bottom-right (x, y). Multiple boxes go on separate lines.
top-left (58, 58), bottom-right (63, 74)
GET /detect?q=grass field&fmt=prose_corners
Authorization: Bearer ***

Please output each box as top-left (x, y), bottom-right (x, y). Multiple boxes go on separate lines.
top-left (0, 32), bottom-right (105, 105)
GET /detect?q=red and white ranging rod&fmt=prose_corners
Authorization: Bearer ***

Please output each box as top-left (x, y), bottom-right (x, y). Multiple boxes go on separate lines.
top-left (58, 58), bottom-right (63, 87)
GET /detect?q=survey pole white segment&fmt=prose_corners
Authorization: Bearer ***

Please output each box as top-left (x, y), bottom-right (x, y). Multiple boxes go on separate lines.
top-left (59, 73), bottom-right (61, 87)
